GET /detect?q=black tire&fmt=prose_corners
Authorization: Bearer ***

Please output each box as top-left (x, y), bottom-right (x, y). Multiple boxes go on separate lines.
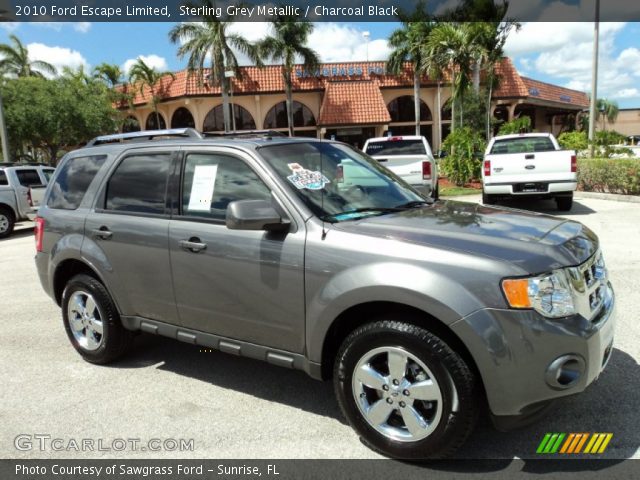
top-left (334, 320), bottom-right (479, 459)
top-left (556, 195), bottom-right (573, 212)
top-left (0, 206), bottom-right (15, 239)
top-left (432, 183), bottom-right (439, 201)
top-left (482, 190), bottom-right (495, 205)
top-left (61, 273), bottom-right (133, 364)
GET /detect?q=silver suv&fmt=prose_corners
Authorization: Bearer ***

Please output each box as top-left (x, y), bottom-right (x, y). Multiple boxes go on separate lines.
top-left (35, 129), bottom-right (615, 459)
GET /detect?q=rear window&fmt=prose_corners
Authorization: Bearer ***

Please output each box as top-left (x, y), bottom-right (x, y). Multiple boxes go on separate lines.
top-left (364, 139), bottom-right (426, 156)
top-left (48, 155), bottom-right (106, 210)
top-left (105, 154), bottom-right (172, 215)
top-left (15, 169), bottom-right (43, 187)
top-left (42, 168), bottom-right (55, 182)
top-left (490, 137), bottom-right (556, 154)
top-left (0, 170), bottom-right (7, 186)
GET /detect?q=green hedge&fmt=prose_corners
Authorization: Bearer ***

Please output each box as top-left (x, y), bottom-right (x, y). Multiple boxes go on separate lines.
top-left (578, 158), bottom-right (640, 195)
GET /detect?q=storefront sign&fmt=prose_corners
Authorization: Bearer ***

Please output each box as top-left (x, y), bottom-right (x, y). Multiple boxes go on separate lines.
top-left (295, 66), bottom-right (385, 79)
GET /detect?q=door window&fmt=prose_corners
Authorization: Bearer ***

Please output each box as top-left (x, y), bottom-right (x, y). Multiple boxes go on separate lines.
top-left (181, 153), bottom-right (271, 221)
top-left (105, 154), bottom-right (172, 214)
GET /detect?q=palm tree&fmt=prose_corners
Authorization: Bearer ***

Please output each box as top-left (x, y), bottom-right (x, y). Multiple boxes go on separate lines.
top-left (597, 98), bottom-right (619, 130)
top-left (258, 16), bottom-right (319, 137)
top-left (387, 7), bottom-right (434, 136)
top-left (61, 65), bottom-right (93, 85)
top-left (0, 34), bottom-right (56, 78)
top-left (93, 63), bottom-right (123, 88)
top-left (424, 23), bottom-right (483, 131)
top-left (128, 58), bottom-right (175, 130)
top-left (169, 2), bottom-right (262, 132)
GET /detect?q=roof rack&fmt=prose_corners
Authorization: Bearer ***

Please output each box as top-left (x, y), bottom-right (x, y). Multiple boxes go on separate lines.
top-left (86, 128), bottom-right (203, 147)
top-left (203, 130), bottom-right (287, 139)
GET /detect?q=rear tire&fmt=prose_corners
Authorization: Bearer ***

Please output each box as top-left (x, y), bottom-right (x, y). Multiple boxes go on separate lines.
top-left (556, 195), bottom-right (573, 211)
top-left (482, 191), bottom-right (496, 205)
top-left (61, 274), bottom-right (133, 364)
top-left (0, 207), bottom-right (15, 239)
top-left (334, 320), bottom-right (479, 459)
top-left (432, 183), bottom-right (439, 200)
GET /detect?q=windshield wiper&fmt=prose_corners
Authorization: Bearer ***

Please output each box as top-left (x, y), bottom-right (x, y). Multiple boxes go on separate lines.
top-left (393, 200), bottom-right (434, 209)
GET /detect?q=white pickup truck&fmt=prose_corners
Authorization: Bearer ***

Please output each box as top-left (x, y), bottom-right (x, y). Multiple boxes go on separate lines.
top-left (363, 135), bottom-right (438, 198)
top-left (0, 164), bottom-right (54, 238)
top-left (481, 133), bottom-right (577, 211)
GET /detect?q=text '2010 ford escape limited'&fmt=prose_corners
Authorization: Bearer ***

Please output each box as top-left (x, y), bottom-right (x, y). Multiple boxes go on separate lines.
top-left (35, 129), bottom-right (615, 459)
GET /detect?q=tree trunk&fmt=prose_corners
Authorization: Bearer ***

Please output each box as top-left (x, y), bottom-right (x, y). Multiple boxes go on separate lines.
top-left (217, 60), bottom-right (231, 132)
top-left (450, 71), bottom-right (456, 132)
top-left (413, 70), bottom-right (421, 136)
top-left (472, 61), bottom-right (481, 94)
top-left (437, 81), bottom-right (442, 149)
top-left (486, 83), bottom-right (493, 141)
top-left (284, 69), bottom-right (294, 137)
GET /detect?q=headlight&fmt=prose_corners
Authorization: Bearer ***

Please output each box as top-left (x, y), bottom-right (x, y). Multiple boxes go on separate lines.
top-left (502, 270), bottom-right (575, 318)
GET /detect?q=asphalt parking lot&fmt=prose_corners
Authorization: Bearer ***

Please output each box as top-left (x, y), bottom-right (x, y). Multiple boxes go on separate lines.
top-left (1, 194), bottom-right (638, 460)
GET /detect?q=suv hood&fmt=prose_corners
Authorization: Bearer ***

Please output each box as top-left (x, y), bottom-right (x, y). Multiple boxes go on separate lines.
top-left (332, 201), bottom-right (598, 274)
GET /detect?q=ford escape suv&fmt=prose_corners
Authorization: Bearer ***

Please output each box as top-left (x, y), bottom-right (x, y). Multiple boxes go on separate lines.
top-left (35, 129), bottom-right (615, 459)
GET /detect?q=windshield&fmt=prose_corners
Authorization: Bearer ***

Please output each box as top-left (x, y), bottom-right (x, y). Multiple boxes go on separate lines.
top-left (364, 139), bottom-right (426, 156)
top-left (259, 141), bottom-right (427, 222)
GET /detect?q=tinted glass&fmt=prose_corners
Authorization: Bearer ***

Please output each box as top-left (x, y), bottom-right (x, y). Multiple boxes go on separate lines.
top-left (15, 169), bottom-right (43, 187)
top-left (106, 154), bottom-right (172, 214)
top-left (42, 168), bottom-right (55, 182)
top-left (182, 154), bottom-right (271, 221)
top-left (0, 170), bottom-right (7, 186)
top-left (490, 137), bottom-right (556, 154)
top-left (48, 156), bottom-right (106, 210)
top-left (364, 139), bottom-right (426, 156)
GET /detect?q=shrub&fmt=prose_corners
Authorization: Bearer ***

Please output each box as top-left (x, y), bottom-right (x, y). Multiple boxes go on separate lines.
top-left (558, 131), bottom-right (588, 152)
top-left (578, 158), bottom-right (640, 195)
top-left (441, 127), bottom-right (486, 186)
top-left (592, 130), bottom-right (634, 158)
top-left (497, 116), bottom-right (531, 135)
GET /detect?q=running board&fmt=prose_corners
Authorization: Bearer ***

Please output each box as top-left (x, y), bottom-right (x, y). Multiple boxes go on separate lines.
top-left (120, 316), bottom-right (322, 379)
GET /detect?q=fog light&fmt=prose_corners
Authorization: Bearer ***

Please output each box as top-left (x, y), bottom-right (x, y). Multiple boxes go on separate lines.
top-left (545, 355), bottom-right (585, 390)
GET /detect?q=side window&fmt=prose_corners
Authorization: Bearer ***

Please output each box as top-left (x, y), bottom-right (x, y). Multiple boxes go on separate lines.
top-left (42, 168), bottom-right (55, 182)
top-left (15, 169), bottom-right (43, 187)
top-left (106, 153), bottom-right (172, 215)
top-left (0, 170), bottom-right (7, 186)
top-left (48, 155), bottom-right (106, 210)
top-left (182, 153), bottom-right (271, 221)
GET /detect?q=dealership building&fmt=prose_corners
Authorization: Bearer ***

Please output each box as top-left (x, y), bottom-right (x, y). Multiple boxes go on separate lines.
top-left (122, 58), bottom-right (590, 151)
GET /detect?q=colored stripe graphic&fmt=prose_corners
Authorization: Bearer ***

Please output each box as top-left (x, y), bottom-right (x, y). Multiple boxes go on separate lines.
top-left (537, 433), bottom-right (613, 454)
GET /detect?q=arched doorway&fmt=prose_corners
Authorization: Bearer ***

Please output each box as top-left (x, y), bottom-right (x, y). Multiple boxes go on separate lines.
top-left (203, 104), bottom-right (256, 132)
top-left (171, 107), bottom-right (195, 129)
top-left (122, 116), bottom-right (140, 133)
top-left (145, 112), bottom-right (166, 130)
top-left (263, 101), bottom-right (316, 137)
top-left (386, 95), bottom-right (434, 145)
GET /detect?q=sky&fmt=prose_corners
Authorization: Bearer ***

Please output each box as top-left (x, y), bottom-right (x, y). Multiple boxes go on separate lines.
top-left (1, 21), bottom-right (639, 108)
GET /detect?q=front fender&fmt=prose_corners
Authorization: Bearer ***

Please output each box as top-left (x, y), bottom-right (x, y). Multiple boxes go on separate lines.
top-left (305, 262), bottom-right (483, 363)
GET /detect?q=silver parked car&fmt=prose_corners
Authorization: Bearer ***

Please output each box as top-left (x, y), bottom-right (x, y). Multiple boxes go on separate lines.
top-left (35, 129), bottom-right (615, 459)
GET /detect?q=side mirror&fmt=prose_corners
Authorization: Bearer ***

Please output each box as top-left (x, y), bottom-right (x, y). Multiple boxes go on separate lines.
top-left (226, 200), bottom-right (290, 232)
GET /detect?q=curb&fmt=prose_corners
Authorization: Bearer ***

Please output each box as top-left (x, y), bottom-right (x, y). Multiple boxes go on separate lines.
top-left (574, 191), bottom-right (640, 203)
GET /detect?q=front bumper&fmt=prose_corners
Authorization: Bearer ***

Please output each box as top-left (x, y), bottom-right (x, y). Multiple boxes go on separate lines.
top-left (451, 281), bottom-right (615, 417)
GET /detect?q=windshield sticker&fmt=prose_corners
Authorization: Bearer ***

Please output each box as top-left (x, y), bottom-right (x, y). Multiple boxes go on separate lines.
top-left (287, 168), bottom-right (330, 190)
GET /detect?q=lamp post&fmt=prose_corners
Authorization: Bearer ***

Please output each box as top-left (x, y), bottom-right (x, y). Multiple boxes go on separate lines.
top-left (363, 31), bottom-right (370, 63)
top-left (225, 70), bottom-right (236, 132)
top-left (588, 0), bottom-right (600, 158)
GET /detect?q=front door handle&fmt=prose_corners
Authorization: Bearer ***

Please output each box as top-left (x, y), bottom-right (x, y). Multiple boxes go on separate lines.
top-left (179, 237), bottom-right (207, 253)
top-left (91, 227), bottom-right (112, 240)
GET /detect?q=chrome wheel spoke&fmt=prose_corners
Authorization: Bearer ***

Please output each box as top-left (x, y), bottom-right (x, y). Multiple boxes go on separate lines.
top-left (69, 314), bottom-right (84, 332)
top-left (91, 319), bottom-right (103, 335)
top-left (366, 399), bottom-right (395, 425)
top-left (408, 379), bottom-right (442, 402)
top-left (72, 296), bottom-right (85, 316)
top-left (85, 297), bottom-right (97, 318)
top-left (85, 328), bottom-right (98, 349)
top-left (387, 350), bottom-right (407, 381)
top-left (355, 364), bottom-right (387, 391)
top-left (400, 405), bottom-right (428, 436)
top-left (67, 291), bottom-right (103, 352)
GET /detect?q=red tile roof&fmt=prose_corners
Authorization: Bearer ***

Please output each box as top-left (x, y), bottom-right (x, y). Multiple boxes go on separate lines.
top-left (318, 81), bottom-right (391, 126)
top-left (520, 77), bottom-right (590, 108)
top-left (492, 58), bottom-right (529, 98)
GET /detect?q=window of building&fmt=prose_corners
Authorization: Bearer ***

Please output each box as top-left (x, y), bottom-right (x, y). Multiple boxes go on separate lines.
top-left (15, 169), bottom-right (43, 187)
top-left (264, 101), bottom-right (316, 129)
top-left (105, 154), bottom-right (172, 215)
top-left (122, 116), bottom-right (141, 133)
top-left (171, 107), bottom-right (195, 129)
top-left (182, 153), bottom-right (271, 221)
top-left (203, 104), bottom-right (256, 132)
top-left (145, 113), bottom-right (166, 130)
top-left (387, 96), bottom-right (432, 122)
top-left (48, 156), bottom-right (106, 210)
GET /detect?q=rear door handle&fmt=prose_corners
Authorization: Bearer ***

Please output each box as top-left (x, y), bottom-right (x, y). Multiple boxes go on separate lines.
top-left (179, 237), bottom-right (207, 253)
top-left (91, 227), bottom-right (112, 240)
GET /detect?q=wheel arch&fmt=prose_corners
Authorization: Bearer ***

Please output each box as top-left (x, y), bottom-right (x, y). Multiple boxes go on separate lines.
top-left (53, 259), bottom-right (105, 306)
top-left (0, 202), bottom-right (16, 219)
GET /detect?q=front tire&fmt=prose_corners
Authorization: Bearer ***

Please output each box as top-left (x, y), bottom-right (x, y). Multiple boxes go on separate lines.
top-left (0, 207), bottom-right (15, 238)
top-left (334, 321), bottom-right (479, 459)
top-left (61, 274), bottom-right (133, 364)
